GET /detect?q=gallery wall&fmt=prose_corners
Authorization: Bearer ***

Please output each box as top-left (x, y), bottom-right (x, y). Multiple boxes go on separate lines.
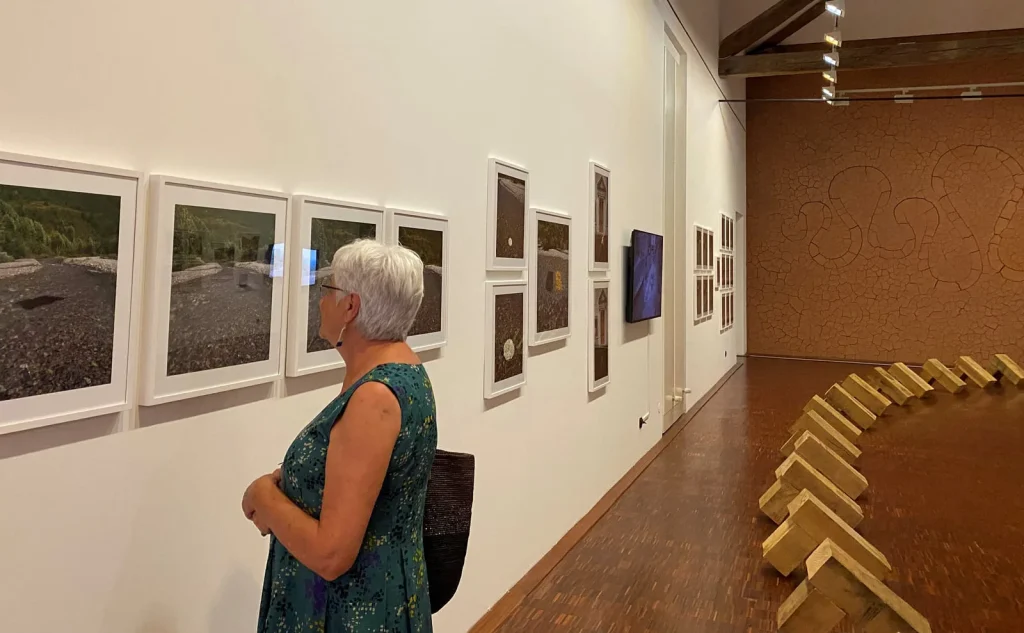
top-left (747, 61), bottom-right (1024, 364)
top-left (0, 1), bottom-right (745, 632)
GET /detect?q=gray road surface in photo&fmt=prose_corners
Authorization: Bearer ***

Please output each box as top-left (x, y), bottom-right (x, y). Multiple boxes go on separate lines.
top-left (493, 292), bottom-right (524, 383)
top-left (409, 266), bottom-right (442, 337)
top-left (536, 250), bottom-right (569, 333)
top-left (0, 260), bottom-right (115, 401)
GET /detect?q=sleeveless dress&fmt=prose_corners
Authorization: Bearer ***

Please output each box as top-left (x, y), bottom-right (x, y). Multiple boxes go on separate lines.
top-left (258, 363), bottom-right (437, 633)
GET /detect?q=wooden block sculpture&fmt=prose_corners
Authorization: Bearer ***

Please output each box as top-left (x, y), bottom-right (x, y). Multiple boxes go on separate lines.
top-left (803, 396), bottom-right (862, 445)
top-left (990, 353), bottom-right (1024, 386)
top-left (920, 359), bottom-right (967, 394)
top-left (888, 362), bottom-right (934, 399)
top-left (866, 367), bottom-right (914, 406)
top-left (791, 431), bottom-right (867, 499)
top-left (953, 356), bottom-right (997, 388)
top-left (841, 374), bottom-right (892, 416)
top-left (825, 384), bottom-right (877, 430)
top-left (763, 490), bottom-right (891, 579)
top-left (782, 410), bottom-right (862, 464)
top-left (805, 540), bottom-right (932, 633)
top-left (777, 581), bottom-right (845, 633)
top-left (759, 454), bottom-right (863, 527)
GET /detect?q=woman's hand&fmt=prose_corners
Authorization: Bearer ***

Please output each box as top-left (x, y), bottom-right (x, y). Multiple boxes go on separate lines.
top-left (243, 469), bottom-right (283, 534)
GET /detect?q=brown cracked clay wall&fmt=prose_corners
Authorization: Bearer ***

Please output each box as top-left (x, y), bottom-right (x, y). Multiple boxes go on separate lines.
top-left (746, 61), bottom-right (1024, 364)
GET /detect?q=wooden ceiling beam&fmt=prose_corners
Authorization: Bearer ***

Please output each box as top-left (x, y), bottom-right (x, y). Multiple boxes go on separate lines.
top-left (753, 1), bottom-right (827, 53)
top-left (720, 30), bottom-right (1024, 77)
top-left (720, 0), bottom-right (819, 59)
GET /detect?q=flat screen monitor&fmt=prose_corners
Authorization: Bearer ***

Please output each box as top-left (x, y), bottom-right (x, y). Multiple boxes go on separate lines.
top-left (627, 229), bottom-right (664, 323)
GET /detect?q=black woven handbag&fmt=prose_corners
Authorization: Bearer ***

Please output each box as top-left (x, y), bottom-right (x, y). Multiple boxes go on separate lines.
top-left (423, 449), bottom-right (475, 614)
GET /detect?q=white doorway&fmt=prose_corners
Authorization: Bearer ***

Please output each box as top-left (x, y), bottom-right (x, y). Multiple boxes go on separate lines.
top-left (662, 31), bottom-right (687, 433)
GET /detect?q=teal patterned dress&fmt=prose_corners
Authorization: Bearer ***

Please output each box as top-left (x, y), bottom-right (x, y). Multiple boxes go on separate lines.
top-left (258, 363), bottom-right (437, 633)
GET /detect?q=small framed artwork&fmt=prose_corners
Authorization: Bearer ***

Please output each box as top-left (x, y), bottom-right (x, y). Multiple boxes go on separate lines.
top-left (484, 280), bottom-right (527, 398)
top-left (487, 158), bottom-right (529, 271)
top-left (388, 207), bottom-right (449, 353)
top-left (529, 208), bottom-right (571, 345)
top-left (589, 278), bottom-right (611, 391)
top-left (140, 176), bottom-right (287, 405)
top-left (715, 256), bottom-right (721, 290)
top-left (0, 152), bottom-right (142, 435)
top-left (285, 196), bottom-right (384, 377)
top-left (589, 162), bottom-right (611, 272)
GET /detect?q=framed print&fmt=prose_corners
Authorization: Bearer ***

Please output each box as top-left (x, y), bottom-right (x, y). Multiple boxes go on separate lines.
top-left (484, 280), bottom-right (527, 398)
top-left (388, 207), bottom-right (449, 353)
top-left (487, 158), bottom-right (529, 271)
top-left (0, 152), bottom-right (141, 435)
top-left (694, 275), bottom-right (713, 325)
top-left (589, 162), bottom-right (611, 272)
top-left (140, 176), bottom-right (287, 405)
top-left (589, 279), bottom-right (611, 391)
top-left (715, 256), bottom-right (721, 290)
top-left (529, 208), bottom-right (571, 345)
top-left (285, 196), bottom-right (383, 377)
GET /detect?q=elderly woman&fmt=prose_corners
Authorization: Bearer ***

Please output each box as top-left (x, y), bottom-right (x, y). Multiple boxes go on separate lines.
top-left (242, 239), bottom-right (437, 632)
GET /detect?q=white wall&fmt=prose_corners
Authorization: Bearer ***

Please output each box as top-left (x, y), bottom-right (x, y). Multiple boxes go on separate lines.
top-left (721, 0), bottom-right (1024, 45)
top-left (0, 1), bottom-right (744, 632)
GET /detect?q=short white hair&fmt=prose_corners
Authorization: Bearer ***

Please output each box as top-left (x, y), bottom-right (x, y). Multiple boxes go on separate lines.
top-left (330, 239), bottom-right (424, 341)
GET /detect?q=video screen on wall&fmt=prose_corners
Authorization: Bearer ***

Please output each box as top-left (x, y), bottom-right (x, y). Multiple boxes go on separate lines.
top-left (626, 229), bottom-right (664, 323)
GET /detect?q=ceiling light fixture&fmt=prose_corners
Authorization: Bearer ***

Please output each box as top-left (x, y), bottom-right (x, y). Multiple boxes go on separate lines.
top-left (894, 91), bottom-right (914, 104)
top-left (823, 70), bottom-right (838, 84)
top-left (825, 30), bottom-right (842, 47)
top-left (961, 88), bottom-right (983, 101)
top-left (823, 85), bottom-right (836, 100)
top-left (825, 0), bottom-right (845, 18)
top-left (824, 51), bottom-right (840, 67)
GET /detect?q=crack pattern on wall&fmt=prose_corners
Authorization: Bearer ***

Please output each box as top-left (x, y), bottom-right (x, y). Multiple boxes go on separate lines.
top-left (748, 99), bottom-right (1024, 364)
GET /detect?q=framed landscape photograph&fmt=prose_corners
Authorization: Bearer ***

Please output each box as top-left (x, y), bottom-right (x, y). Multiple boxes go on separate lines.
top-left (0, 152), bottom-right (141, 435)
top-left (140, 176), bottom-right (287, 405)
top-left (388, 207), bottom-right (449, 353)
top-left (589, 278), bottom-right (610, 391)
top-left (487, 158), bottom-right (529, 271)
top-left (590, 162), bottom-right (610, 272)
top-left (286, 196), bottom-right (384, 377)
top-left (484, 280), bottom-right (527, 399)
top-left (528, 208), bottom-right (571, 346)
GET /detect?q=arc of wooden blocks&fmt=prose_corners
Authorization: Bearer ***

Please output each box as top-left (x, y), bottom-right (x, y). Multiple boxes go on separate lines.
top-left (920, 359), bottom-right (967, 394)
top-left (953, 356), bottom-right (997, 388)
top-left (779, 540), bottom-right (931, 633)
top-left (760, 453), bottom-right (863, 528)
top-left (990, 354), bottom-right (1024, 386)
top-left (792, 432), bottom-right (866, 499)
top-left (888, 362), bottom-right (934, 398)
top-left (841, 374), bottom-right (892, 416)
top-left (763, 490), bottom-right (890, 579)
top-left (783, 410), bottom-right (862, 464)
top-left (825, 384), bottom-right (877, 430)
top-left (866, 367), bottom-right (914, 406)
top-left (803, 396), bottom-right (861, 444)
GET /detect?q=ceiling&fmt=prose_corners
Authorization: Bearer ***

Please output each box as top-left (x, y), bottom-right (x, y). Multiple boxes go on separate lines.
top-left (721, 0), bottom-right (1024, 45)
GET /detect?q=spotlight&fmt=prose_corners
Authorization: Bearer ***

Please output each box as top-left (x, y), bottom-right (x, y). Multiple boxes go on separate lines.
top-left (825, 0), bottom-right (845, 17)
top-left (823, 85), bottom-right (835, 100)
top-left (824, 51), bottom-right (840, 67)
top-left (823, 70), bottom-right (838, 84)
top-left (825, 30), bottom-right (842, 47)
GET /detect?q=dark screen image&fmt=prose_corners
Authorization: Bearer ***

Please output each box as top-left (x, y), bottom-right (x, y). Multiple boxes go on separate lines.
top-left (627, 230), bottom-right (663, 323)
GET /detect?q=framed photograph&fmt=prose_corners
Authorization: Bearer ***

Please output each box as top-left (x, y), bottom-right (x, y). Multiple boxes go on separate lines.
top-left (285, 196), bottom-right (383, 377)
top-left (484, 280), bottom-right (527, 398)
top-left (140, 176), bottom-right (287, 405)
top-left (715, 256), bottom-right (721, 290)
top-left (0, 152), bottom-right (141, 435)
top-left (529, 208), bottom-right (571, 345)
top-left (589, 162), bottom-right (611, 272)
top-left (388, 207), bottom-right (449, 353)
top-left (589, 279), bottom-right (611, 391)
top-left (487, 158), bottom-right (529, 271)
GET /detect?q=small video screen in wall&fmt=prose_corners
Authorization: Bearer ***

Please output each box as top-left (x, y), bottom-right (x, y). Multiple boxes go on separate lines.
top-left (626, 229), bottom-right (664, 323)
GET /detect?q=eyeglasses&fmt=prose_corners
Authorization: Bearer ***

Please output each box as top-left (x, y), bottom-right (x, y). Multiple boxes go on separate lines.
top-left (319, 281), bottom-right (348, 297)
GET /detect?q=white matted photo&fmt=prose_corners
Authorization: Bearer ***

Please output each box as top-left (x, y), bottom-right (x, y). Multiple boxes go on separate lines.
top-left (589, 162), bottom-right (611, 272)
top-left (529, 208), bottom-right (571, 346)
top-left (140, 176), bottom-right (287, 405)
top-left (589, 279), bottom-right (611, 391)
top-left (0, 152), bottom-right (141, 435)
top-left (484, 280), bottom-right (527, 399)
top-left (487, 158), bottom-right (529, 271)
top-left (387, 207), bottom-right (449, 353)
top-left (286, 196), bottom-right (384, 377)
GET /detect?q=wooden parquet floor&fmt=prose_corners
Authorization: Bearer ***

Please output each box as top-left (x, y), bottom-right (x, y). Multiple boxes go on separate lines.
top-left (494, 357), bottom-right (1024, 632)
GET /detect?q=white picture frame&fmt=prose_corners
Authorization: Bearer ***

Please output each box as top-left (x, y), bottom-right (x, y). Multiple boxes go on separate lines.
top-left (484, 280), bottom-right (527, 398)
top-left (529, 208), bottom-right (571, 346)
top-left (589, 162), bottom-right (611, 272)
top-left (285, 196), bottom-right (384, 377)
top-left (487, 158), bottom-right (529, 271)
top-left (140, 176), bottom-right (288, 406)
top-left (387, 207), bottom-right (449, 353)
top-left (589, 279), bottom-right (611, 391)
top-left (0, 152), bottom-right (142, 435)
